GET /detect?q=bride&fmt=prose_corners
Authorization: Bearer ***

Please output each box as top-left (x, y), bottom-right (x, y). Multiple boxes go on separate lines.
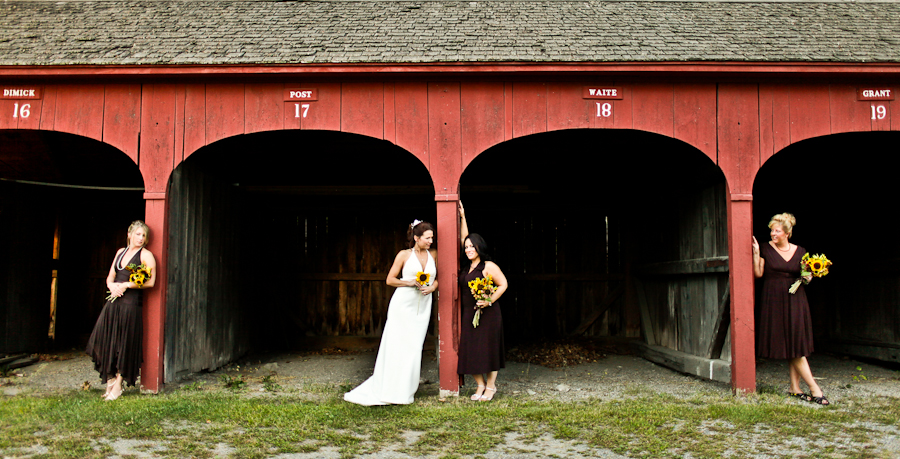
top-left (344, 220), bottom-right (438, 405)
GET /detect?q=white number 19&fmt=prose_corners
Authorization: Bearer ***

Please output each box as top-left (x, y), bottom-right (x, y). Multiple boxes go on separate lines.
top-left (871, 105), bottom-right (887, 120)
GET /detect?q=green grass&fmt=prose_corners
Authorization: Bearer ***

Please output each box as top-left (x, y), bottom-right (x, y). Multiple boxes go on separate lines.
top-left (1, 386), bottom-right (898, 458)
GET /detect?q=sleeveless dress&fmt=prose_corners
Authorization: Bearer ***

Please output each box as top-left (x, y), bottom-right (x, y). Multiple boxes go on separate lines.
top-left (457, 261), bottom-right (505, 375)
top-left (756, 243), bottom-right (814, 359)
top-left (85, 248), bottom-right (144, 387)
top-left (344, 249), bottom-right (436, 405)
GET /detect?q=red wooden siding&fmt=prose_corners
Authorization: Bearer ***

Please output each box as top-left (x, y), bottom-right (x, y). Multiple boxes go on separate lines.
top-left (460, 82), bottom-right (505, 171)
top-left (139, 84), bottom-right (177, 193)
top-left (632, 83), bottom-right (675, 138)
top-left (393, 81), bottom-right (429, 167)
top-left (511, 82), bottom-right (548, 138)
top-left (301, 82), bottom-right (341, 131)
top-left (54, 84), bottom-right (104, 141)
top-left (427, 83), bottom-right (462, 194)
top-left (245, 83), bottom-right (284, 134)
top-left (102, 84), bottom-right (142, 163)
top-left (674, 84), bottom-right (717, 162)
top-left (206, 84), bottom-right (245, 145)
top-left (182, 84), bottom-right (206, 161)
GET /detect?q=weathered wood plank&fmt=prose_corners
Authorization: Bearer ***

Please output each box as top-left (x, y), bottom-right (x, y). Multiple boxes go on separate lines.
top-left (570, 283), bottom-right (624, 336)
top-left (634, 342), bottom-right (731, 383)
top-left (637, 257), bottom-right (729, 275)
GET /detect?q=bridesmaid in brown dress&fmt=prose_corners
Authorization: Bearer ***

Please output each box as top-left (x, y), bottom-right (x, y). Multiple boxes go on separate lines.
top-left (458, 202), bottom-right (509, 402)
top-left (86, 220), bottom-right (157, 401)
top-left (752, 213), bottom-right (828, 405)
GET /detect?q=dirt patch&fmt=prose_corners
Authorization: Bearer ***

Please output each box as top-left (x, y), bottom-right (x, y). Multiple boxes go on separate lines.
top-left (3, 342), bottom-right (898, 404)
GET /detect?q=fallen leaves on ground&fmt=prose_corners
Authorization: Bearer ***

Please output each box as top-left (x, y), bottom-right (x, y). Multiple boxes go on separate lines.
top-left (508, 339), bottom-right (630, 368)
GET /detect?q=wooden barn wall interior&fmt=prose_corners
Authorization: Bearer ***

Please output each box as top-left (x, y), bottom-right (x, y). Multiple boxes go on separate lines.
top-left (0, 73), bottom-right (897, 393)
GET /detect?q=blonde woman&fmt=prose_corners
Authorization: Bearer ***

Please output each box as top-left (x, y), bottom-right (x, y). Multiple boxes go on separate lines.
top-left (752, 213), bottom-right (828, 405)
top-left (86, 220), bottom-right (157, 401)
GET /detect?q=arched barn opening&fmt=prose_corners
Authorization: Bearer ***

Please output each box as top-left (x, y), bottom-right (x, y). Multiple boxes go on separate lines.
top-left (0, 130), bottom-right (144, 354)
top-left (460, 129), bottom-right (731, 381)
top-left (164, 131), bottom-right (435, 382)
top-left (753, 131), bottom-right (900, 366)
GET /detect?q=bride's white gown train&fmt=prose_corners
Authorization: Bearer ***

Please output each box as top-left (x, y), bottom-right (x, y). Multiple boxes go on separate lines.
top-left (344, 249), bottom-right (435, 406)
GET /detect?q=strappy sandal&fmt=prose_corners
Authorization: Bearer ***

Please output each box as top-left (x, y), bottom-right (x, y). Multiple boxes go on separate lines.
top-left (788, 392), bottom-right (812, 402)
top-left (480, 386), bottom-right (497, 402)
top-left (470, 385), bottom-right (485, 401)
top-left (809, 395), bottom-right (830, 406)
top-left (103, 379), bottom-right (115, 399)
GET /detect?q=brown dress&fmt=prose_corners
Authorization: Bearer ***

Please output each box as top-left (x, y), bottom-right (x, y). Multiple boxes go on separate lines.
top-left (86, 248), bottom-right (144, 387)
top-left (457, 261), bottom-right (506, 375)
top-left (756, 243), bottom-right (814, 359)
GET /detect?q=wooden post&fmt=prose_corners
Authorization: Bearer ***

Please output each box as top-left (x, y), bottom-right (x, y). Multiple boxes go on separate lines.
top-left (726, 196), bottom-right (755, 394)
top-left (141, 193), bottom-right (168, 393)
top-left (435, 196), bottom-right (460, 398)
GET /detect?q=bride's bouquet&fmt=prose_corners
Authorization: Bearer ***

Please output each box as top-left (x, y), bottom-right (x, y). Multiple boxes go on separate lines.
top-left (105, 263), bottom-right (152, 302)
top-left (468, 275), bottom-right (497, 328)
top-left (789, 253), bottom-right (831, 294)
top-left (414, 271), bottom-right (431, 314)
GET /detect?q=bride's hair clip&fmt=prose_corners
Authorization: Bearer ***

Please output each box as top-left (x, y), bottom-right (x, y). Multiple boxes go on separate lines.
top-left (410, 219), bottom-right (423, 228)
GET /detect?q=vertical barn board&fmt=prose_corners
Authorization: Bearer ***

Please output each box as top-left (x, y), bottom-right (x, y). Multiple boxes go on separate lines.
top-left (283, 95), bottom-right (302, 130)
top-left (0, 100), bottom-right (17, 129)
top-left (511, 82), bottom-right (548, 138)
top-left (632, 83), bottom-right (674, 138)
top-left (342, 82), bottom-right (384, 139)
top-left (503, 83), bottom-right (514, 141)
top-left (206, 84), bottom-right (245, 145)
top-left (140, 84), bottom-right (177, 193)
top-left (182, 84), bottom-right (206, 160)
top-left (788, 84), bottom-right (831, 145)
top-left (758, 84), bottom-right (776, 166)
top-left (829, 84), bottom-right (873, 134)
top-left (383, 82), bottom-right (396, 145)
top-left (546, 82), bottom-right (591, 131)
top-left (891, 91), bottom-right (900, 131)
top-left (674, 84), bottom-right (717, 163)
top-left (245, 83), bottom-right (284, 134)
top-left (717, 84), bottom-right (760, 195)
top-left (103, 84), bottom-right (142, 164)
top-left (394, 81), bottom-right (430, 167)
top-left (53, 85), bottom-right (105, 141)
top-left (428, 83), bottom-right (462, 194)
top-left (872, 91), bottom-right (893, 132)
top-left (39, 85), bottom-right (58, 131)
top-left (612, 84), bottom-right (634, 130)
top-left (173, 85), bottom-right (186, 165)
top-left (460, 82), bottom-right (505, 171)
top-left (301, 82), bottom-right (342, 131)
top-left (14, 96), bottom-right (42, 131)
top-left (769, 85), bottom-right (792, 158)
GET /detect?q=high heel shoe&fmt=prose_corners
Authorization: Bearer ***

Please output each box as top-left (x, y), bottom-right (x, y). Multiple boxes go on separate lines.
top-left (471, 385), bottom-right (485, 401)
top-left (480, 386), bottom-right (496, 402)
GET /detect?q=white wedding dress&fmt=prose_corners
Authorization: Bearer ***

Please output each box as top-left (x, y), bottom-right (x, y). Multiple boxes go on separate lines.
top-left (344, 249), bottom-right (436, 405)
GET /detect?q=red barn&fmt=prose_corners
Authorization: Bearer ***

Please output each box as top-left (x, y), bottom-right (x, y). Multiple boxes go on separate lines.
top-left (1, 1), bottom-right (898, 395)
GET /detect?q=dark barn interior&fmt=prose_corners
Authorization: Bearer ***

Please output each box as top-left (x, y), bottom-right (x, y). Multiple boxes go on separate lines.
top-left (753, 131), bottom-right (900, 365)
top-left (164, 131), bottom-right (437, 381)
top-left (459, 129), bottom-right (731, 368)
top-left (0, 130), bottom-right (144, 354)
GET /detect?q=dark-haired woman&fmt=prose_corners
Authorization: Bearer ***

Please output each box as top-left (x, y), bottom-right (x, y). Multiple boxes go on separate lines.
top-left (86, 220), bottom-right (156, 401)
top-left (344, 220), bottom-right (438, 406)
top-left (458, 202), bottom-right (508, 402)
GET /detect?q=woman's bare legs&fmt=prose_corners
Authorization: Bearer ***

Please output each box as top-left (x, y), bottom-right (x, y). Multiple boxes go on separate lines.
top-left (471, 374), bottom-right (486, 400)
top-left (481, 371), bottom-right (499, 401)
top-left (789, 357), bottom-right (824, 398)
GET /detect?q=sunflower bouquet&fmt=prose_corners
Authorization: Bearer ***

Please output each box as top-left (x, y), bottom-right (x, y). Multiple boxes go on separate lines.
top-left (105, 263), bottom-right (152, 302)
top-left (789, 253), bottom-right (832, 294)
top-left (468, 274), bottom-right (497, 328)
top-left (414, 271), bottom-right (431, 314)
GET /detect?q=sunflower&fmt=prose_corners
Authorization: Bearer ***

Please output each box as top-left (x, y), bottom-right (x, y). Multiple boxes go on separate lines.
top-left (807, 254), bottom-right (832, 277)
top-left (415, 271), bottom-right (431, 286)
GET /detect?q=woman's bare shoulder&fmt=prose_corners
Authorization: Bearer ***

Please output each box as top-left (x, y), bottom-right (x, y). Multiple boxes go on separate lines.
top-left (394, 249), bottom-right (412, 262)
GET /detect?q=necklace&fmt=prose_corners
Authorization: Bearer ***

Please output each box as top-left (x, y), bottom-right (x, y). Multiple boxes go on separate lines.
top-left (775, 243), bottom-right (791, 252)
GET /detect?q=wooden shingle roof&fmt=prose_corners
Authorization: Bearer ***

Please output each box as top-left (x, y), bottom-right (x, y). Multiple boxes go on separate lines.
top-left (1, 1), bottom-right (899, 66)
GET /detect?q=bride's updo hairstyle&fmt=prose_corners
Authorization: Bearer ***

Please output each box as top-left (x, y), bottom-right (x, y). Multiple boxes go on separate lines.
top-left (407, 220), bottom-right (434, 248)
top-left (768, 213), bottom-right (796, 238)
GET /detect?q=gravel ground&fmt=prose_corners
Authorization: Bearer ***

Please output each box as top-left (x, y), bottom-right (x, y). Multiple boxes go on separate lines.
top-left (3, 347), bottom-right (900, 458)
